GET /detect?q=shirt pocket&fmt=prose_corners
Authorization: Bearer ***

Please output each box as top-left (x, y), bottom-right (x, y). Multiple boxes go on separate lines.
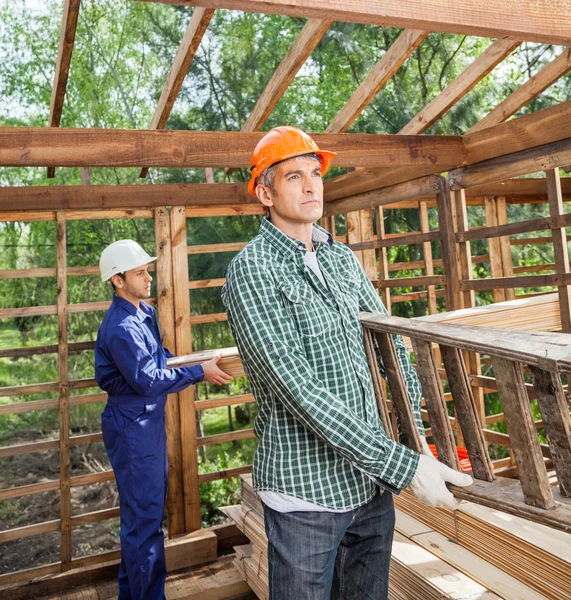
top-left (278, 280), bottom-right (332, 338)
top-left (337, 273), bottom-right (362, 315)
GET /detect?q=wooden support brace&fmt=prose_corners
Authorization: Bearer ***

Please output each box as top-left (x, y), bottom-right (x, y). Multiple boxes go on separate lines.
top-left (439, 345), bottom-right (495, 481)
top-left (374, 332), bottom-right (422, 453)
top-left (490, 357), bottom-right (555, 510)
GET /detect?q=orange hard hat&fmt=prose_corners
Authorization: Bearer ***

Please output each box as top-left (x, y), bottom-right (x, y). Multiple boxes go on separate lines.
top-left (248, 126), bottom-right (337, 197)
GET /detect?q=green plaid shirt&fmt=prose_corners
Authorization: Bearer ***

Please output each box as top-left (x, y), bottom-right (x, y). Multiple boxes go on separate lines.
top-left (222, 218), bottom-right (422, 510)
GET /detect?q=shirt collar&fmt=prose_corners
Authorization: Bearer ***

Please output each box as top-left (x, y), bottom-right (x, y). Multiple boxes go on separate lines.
top-left (259, 217), bottom-right (333, 260)
top-left (112, 294), bottom-right (152, 321)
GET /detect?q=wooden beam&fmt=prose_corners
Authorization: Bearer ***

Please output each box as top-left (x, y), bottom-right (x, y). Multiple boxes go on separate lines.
top-left (139, 7), bottom-right (214, 178)
top-left (47, 0), bottom-right (81, 178)
top-left (138, 0), bottom-right (571, 46)
top-left (0, 128), bottom-right (463, 168)
top-left (468, 47), bottom-right (571, 134)
top-left (399, 37), bottom-right (520, 135)
top-left (448, 137), bottom-right (571, 189)
top-left (326, 29), bottom-right (428, 133)
top-left (463, 100), bottom-right (571, 165)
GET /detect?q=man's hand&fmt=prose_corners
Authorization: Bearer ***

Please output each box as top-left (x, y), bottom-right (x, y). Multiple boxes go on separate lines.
top-left (409, 454), bottom-right (473, 510)
top-left (201, 352), bottom-right (233, 386)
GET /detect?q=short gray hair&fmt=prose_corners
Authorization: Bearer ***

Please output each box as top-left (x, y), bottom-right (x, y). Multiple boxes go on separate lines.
top-left (255, 153), bottom-right (321, 191)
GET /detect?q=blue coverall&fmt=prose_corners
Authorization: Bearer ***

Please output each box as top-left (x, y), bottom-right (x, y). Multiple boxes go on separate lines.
top-left (95, 295), bottom-right (204, 600)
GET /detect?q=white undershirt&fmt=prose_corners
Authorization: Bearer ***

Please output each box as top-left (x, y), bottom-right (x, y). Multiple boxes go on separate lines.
top-left (258, 250), bottom-right (347, 513)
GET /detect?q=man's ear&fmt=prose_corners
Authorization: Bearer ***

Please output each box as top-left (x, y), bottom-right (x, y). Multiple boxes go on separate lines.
top-left (256, 184), bottom-right (274, 208)
top-left (111, 274), bottom-right (124, 289)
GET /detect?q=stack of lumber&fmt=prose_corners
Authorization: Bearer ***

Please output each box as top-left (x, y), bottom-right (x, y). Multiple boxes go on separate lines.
top-left (223, 475), bottom-right (561, 600)
top-left (395, 489), bottom-right (571, 600)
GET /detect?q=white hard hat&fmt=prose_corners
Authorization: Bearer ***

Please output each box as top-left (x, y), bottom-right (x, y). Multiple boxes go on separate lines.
top-left (99, 239), bottom-right (157, 282)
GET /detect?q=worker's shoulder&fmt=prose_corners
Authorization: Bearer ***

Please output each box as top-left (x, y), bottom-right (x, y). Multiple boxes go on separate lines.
top-left (100, 303), bottom-right (143, 337)
top-left (227, 234), bottom-right (274, 274)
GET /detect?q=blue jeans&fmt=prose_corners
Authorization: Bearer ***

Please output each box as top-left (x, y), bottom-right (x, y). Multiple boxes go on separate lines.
top-left (263, 489), bottom-right (395, 600)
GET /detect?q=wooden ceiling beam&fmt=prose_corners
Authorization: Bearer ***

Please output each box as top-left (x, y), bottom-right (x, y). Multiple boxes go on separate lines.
top-left (468, 47), bottom-right (571, 134)
top-left (47, 0), bottom-right (81, 179)
top-left (463, 100), bottom-right (571, 164)
top-left (326, 29), bottom-right (428, 133)
top-left (398, 37), bottom-right (521, 135)
top-left (0, 129), bottom-right (463, 169)
top-left (137, 0), bottom-right (571, 46)
top-left (139, 7), bottom-right (214, 178)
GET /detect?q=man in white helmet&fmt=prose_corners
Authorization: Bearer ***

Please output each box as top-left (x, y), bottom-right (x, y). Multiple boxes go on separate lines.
top-left (95, 239), bottom-right (232, 600)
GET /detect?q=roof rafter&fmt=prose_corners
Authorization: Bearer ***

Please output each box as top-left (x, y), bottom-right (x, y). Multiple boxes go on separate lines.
top-left (468, 47), bottom-right (571, 133)
top-left (47, 0), bottom-right (81, 179)
top-left (326, 29), bottom-right (428, 133)
top-left (139, 7), bottom-right (214, 178)
top-left (137, 0), bottom-right (571, 46)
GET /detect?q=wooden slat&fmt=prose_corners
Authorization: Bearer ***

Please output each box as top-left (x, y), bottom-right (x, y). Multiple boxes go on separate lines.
top-left (462, 100), bottom-right (571, 166)
top-left (490, 357), bottom-right (554, 509)
top-left (374, 332), bottom-right (422, 452)
top-left (139, 0), bottom-right (571, 45)
top-left (47, 0), bottom-right (81, 178)
top-left (0, 340), bottom-right (94, 359)
top-left (362, 329), bottom-right (394, 438)
top-left (195, 393), bottom-right (255, 411)
top-left (0, 128), bottom-right (464, 169)
top-left (155, 206), bottom-right (186, 536)
top-left (373, 275), bottom-right (445, 289)
top-left (375, 207), bottom-right (391, 312)
top-left (170, 206), bottom-right (201, 532)
top-left (484, 197), bottom-right (506, 303)
top-left (0, 519), bottom-right (60, 544)
top-left (546, 169), bottom-right (571, 332)
top-left (196, 428), bottom-right (256, 447)
top-left (189, 312), bottom-right (227, 325)
top-left (411, 338), bottom-right (459, 468)
top-left (469, 48), bottom-right (571, 133)
top-left (326, 29), bottom-right (427, 133)
top-left (349, 229), bottom-right (442, 251)
top-left (139, 8), bottom-right (214, 178)
top-left (439, 345), bottom-right (495, 481)
top-left (528, 366), bottom-right (571, 497)
top-left (419, 200), bottom-right (437, 314)
top-left (188, 277), bottom-right (225, 289)
top-left (198, 465), bottom-right (252, 484)
top-left (460, 272), bottom-right (571, 291)
top-left (436, 182), bottom-right (460, 310)
top-left (187, 241), bottom-right (248, 255)
top-left (399, 38), bottom-right (520, 135)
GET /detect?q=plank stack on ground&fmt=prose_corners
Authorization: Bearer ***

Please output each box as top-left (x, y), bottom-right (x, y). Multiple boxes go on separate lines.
top-left (222, 474), bottom-right (560, 600)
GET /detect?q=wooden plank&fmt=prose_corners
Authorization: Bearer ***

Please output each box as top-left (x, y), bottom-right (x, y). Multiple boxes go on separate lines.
top-left (170, 206), bottom-right (201, 532)
top-left (154, 207), bottom-right (186, 536)
top-left (188, 277), bottom-right (225, 289)
top-left (0, 519), bottom-right (60, 544)
top-left (490, 357), bottom-right (554, 509)
top-left (453, 188), bottom-right (475, 309)
top-left (188, 241), bottom-right (248, 255)
top-left (528, 366), bottom-right (571, 498)
top-left (419, 201), bottom-right (437, 314)
top-left (349, 229), bottom-right (442, 251)
top-left (196, 429), bottom-right (256, 447)
top-left (0, 340), bottom-right (94, 359)
top-left (164, 529), bottom-right (217, 571)
top-left (449, 138), bottom-right (571, 190)
top-left (546, 169), bottom-right (571, 332)
top-left (243, 19), bottom-right (332, 132)
top-left (399, 38), bottom-right (520, 135)
top-left (0, 128), bottom-right (463, 169)
top-left (0, 182), bottom-right (252, 211)
top-left (374, 332), bottom-right (422, 452)
top-left (326, 29), bottom-right (427, 133)
top-left (439, 345), bottom-right (495, 481)
top-left (374, 207), bottom-right (391, 312)
top-left (195, 392), bottom-right (254, 411)
top-left (139, 8), bottom-right (214, 178)
top-left (372, 275), bottom-right (445, 288)
top-left (461, 272), bottom-right (571, 291)
top-left (469, 47), bottom-right (571, 133)
top-left (139, 0), bottom-right (571, 45)
top-left (47, 0), bottom-right (81, 178)
top-left (484, 197), bottom-right (506, 303)
top-left (463, 100), bottom-right (571, 165)
top-left (198, 465), bottom-right (252, 484)
top-left (362, 328), bottom-right (394, 438)
top-left (435, 182), bottom-right (459, 311)
top-left (410, 338), bottom-right (459, 468)
top-left (56, 212), bottom-right (72, 569)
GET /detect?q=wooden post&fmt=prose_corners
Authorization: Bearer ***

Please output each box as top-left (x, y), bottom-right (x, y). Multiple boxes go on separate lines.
top-left (419, 200), bottom-right (437, 314)
top-left (496, 196), bottom-right (516, 301)
top-left (546, 169), bottom-right (571, 332)
top-left (411, 338), bottom-right (460, 469)
top-left (375, 207), bottom-right (391, 313)
top-left (484, 197), bottom-right (507, 303)
top-left (436, 184), bottom-right (459, 311)
top-left (155, 207), bottom-right (186, 536)
top-left (347, 209), bottom-right (376, 280)
top-left (439, 345), bottom-right (495, 481)
top-left (56, 211), bottom-right (72, 569)
top-left (491, 358), bottom-right (555, 509)
top-left (170, 206), bottom-right (201, 532)
top-left (528, 366), bottom-right (571, 497)
top-left (374, 332), bottom-right (422, 453)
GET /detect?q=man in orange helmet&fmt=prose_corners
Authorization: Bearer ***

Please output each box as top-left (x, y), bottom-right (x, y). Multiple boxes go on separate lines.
top-left (222, 126), bottom-right (471, 599)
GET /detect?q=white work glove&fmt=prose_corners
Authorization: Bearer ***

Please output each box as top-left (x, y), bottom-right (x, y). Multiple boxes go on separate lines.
top-left (409, 454), bottom-right (473, 510)
top-left (419, 436), bottom-right (434, 458)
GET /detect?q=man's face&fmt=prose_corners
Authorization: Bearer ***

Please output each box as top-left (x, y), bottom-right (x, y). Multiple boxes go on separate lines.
top-left (257, 156), bottom-right (324, 225)
top-left (112, 264), bottom-right (152, 301)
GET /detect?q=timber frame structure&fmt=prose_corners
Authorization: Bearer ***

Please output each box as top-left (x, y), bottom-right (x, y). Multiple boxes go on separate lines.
top-left (1, 0), bottom-right (571, 597)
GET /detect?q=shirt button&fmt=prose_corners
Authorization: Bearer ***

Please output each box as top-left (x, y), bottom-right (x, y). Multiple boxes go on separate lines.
top-left (389, 478), bottom-right (396, 484)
